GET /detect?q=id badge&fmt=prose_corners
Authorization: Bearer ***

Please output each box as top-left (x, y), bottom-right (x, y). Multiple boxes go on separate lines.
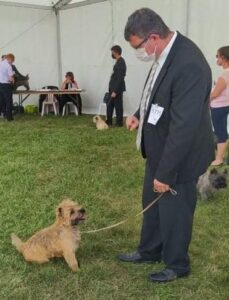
top-left (148, 104), bottom-right (164, 125)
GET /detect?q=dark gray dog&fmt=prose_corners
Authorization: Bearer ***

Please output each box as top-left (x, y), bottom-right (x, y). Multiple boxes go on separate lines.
top-left (197, 168), bottom-right (228, 200)
top-left (12, 65), bottom-right (30, 90)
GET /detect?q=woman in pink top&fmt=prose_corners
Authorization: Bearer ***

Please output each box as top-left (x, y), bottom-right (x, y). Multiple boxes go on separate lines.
top-left (210, 46), bottom-right (229, 166)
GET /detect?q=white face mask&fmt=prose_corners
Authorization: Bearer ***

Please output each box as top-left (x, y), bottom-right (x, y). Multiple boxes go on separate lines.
top-left (135, 40), bottom-right (157, 63)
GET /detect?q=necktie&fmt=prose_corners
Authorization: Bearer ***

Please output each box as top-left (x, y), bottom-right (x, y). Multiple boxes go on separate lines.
top-left (136, 62), bottom-right (158, 150)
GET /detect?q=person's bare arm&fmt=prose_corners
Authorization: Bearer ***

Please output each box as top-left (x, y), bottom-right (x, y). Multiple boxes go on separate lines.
top-left (9, 76), bottom-right (14, 83)
top-left (210, 77), bottom-right (227, 100)
top-left (8, 65), bottom-right (14, 83)
top-left (60, 81), bottom-right (67, 90)
top-left (74, 80), bottom-right (79, 89)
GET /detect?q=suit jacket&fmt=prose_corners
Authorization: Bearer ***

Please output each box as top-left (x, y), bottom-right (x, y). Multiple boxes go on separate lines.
top-left (109, 57), bottom-right (126, 94)
top-left (135, 32), bottom-right (215, 185)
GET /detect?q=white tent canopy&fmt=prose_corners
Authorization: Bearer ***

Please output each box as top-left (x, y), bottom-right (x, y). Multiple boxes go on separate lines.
top-left (0, 0), bottom-right (87, 7)
top-left (0, 0), bottom-right (55, 5)
top-left (0, 0), bottom-right (228, 115)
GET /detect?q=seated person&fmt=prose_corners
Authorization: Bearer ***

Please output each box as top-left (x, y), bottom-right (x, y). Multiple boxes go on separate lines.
top-left (59, 71), bottom-right (82, 115)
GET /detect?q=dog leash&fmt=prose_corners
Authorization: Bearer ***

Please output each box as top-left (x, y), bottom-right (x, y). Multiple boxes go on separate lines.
top-left (82, 188), bottom-right (177, 234)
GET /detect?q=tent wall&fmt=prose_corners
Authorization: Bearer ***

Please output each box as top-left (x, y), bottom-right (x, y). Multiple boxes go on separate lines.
top-left (59, 1), bottom-right (113, 114)
top-left (110, 0), bottom-right (188, 116)
top-left (59, 0), bottom-right (188, 115)
top-left (0, 0), bottom-right (228, 115)
top-left (187, 0), bottom-right (229, 80)
top-left (0, 4), bottom-right (58, 104)
top-left (59, 0), bottom-right (229, 116)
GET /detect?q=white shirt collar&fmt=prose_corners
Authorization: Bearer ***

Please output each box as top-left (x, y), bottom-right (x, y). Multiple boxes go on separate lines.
top-left (157, 31), bottom-right (177, 67)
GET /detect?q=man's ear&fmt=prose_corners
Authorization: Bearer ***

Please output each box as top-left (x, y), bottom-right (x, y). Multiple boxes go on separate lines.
top-left (149, 33), bottom-right (160, 41)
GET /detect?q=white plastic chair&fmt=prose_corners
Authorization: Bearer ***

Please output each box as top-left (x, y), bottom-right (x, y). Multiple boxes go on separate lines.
top-left (41, 94), bottom-right (59, 116)
top-left (62, 102), bottom-right (78, 116)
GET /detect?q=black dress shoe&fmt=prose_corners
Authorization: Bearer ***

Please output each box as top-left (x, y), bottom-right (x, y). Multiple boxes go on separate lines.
top-left (117, 251), bottom-right (161, 264)
top-left (7, 117), bottom-right (14, 122)
top-left (105, 120), bottom-right (112, 126)
top-left (149, 268), bottom-right (190, 283)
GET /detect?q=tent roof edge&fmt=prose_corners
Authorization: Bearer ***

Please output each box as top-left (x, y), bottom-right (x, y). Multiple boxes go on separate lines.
top-left (60, 0), bottom-right (108, 10)
top-left (0, 1), bottom-right (53, 10)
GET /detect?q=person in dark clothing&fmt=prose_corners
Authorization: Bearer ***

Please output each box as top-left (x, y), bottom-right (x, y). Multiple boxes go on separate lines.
top-left (0, 55), bottom-right (7, 116)
top-left (117, 8), bottom-right (215, 283)
top-left (59, 72), bottom-right (82, 115)
top-left (106, 45), bottom-right (126, 126)
top-left (0, 53), bottom-right (15, 121)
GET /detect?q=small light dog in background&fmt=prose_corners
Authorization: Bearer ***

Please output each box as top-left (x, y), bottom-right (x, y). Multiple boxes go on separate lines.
top-left (197, 168), bottom-right (228, 200)
top-left (11, 199), bottom-right (86, 272)
top-left (93, 115), bottom-right (109, 130)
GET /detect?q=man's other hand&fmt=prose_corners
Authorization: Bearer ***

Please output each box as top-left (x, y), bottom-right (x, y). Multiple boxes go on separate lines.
top-left (111, 92), bottom-right (117, 98)
top-left (126, 116), bottom-right (139, 131)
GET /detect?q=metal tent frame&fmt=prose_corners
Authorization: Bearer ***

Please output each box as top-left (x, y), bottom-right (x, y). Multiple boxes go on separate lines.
top-left (0, 0), bottom-right (108, 83)
top-left (0, 0), bottom-right (107, 10)
top-left (0, 0), bottom-right (192, 85)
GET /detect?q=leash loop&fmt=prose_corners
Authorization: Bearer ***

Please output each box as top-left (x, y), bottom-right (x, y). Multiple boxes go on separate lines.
top-left (170, 188), bottom-right (178, 196)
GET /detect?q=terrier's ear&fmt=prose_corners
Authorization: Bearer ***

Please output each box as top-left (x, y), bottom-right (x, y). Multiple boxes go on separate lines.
top-left (210, 168), bottom-right (218, 174)
top-left (58, 207), bottom-right (62, 216)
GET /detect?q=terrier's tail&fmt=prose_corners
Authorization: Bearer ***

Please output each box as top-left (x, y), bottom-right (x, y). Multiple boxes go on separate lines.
top-left (11, 233), bottom-right (24, 253)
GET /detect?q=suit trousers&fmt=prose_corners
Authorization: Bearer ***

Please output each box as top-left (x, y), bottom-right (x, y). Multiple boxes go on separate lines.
top-left (138, 161), bottom-right (197, 274)
top-left (106, 93), bottom-right (123, 126)
top-left (0, 83), bottom-right (13, 120)
top-left (0, 90), bottom-right (4, 115)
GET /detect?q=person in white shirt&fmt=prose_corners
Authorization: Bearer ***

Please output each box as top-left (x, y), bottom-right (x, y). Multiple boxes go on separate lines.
top-left (0, 53), bottom-right (15, 121)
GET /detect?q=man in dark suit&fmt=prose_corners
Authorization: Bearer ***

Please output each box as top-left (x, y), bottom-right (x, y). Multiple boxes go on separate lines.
top-left (106, 45), bottom-right (126, 127)
top-left (117, 8), bottom-right (215, 283)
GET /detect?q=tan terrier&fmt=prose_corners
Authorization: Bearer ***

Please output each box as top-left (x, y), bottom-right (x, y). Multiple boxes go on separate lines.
top-left (11, 199), bottom-right (85, 272)
top-left (93, 115), bottom-right (109, 130)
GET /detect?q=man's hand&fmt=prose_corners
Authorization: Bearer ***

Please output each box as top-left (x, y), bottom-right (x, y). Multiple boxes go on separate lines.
top-left (126, 116), bottom-right (139, 131)
top-left (153, 179), bottom-right (170, 193)
top-left (111, 92), bottom-right (117, 98)
top-left (10, 76), bottom-right (15, 84)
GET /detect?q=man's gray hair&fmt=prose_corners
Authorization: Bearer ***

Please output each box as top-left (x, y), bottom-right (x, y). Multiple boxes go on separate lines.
top-left (124, 8), bottom-right (170, 41)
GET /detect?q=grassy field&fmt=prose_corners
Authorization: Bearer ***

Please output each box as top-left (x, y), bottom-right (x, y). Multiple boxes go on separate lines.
top-left (0, 115), bottom-right (228, 300)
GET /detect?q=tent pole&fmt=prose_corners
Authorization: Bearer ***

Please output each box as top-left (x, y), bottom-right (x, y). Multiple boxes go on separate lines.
top-left (185, 0), bottom-right (191, 36)
top-left (53, 0), bottom-right (72, 10)
top-left (110, 0), bottom-right (114, 45)
top-left (56, 9), bottom-right (63, 86)
top-left (53, 2), bottom-right (72, 85)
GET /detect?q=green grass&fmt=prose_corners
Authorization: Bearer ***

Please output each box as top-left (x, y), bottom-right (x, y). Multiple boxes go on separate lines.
top-left (0, 115), bottom-right (228, 300)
